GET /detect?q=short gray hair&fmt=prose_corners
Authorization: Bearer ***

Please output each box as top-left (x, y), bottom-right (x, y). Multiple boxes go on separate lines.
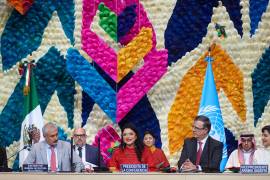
top-left (42, 122), bottom-right (58, 137)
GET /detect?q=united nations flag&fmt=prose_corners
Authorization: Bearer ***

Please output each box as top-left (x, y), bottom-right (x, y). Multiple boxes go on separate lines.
top-left (198, 55), bottom-right (228, 172)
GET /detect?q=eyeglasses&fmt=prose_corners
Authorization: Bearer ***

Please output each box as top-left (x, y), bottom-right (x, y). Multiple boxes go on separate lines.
top-left (192, 125), bottom-right (205, 131)
top-left (74, 134), bottom-right (86, 138)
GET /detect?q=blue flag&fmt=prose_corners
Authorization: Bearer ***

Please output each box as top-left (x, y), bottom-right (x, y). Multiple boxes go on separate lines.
top-left (198, 56), bottom-right (228, 172)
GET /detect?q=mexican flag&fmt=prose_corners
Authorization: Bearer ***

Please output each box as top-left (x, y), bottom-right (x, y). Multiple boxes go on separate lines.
top-left (19, 63), bottom-right (44, 167)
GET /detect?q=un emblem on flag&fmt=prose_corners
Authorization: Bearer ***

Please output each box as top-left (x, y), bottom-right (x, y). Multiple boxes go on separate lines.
top-left (198, 105), bottom-right (225, 142)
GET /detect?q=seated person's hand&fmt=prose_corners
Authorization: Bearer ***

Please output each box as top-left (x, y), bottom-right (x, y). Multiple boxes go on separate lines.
top-left (181, 159), bottom-right (197, 171)
top-left (109, 167), bottom-right (117, 172)
top-left (84, 164), bottom-right (94, 173)
top-left (156, 161), bottom-right (165, 169)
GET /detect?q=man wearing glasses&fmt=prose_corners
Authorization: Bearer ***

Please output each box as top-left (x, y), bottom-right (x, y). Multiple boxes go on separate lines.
top-left (73, 128), bottom-right (105, 171)
top-left (178, 115), bottom-right (223, 172)
top-left (225, 133), bottom-right (256, 169)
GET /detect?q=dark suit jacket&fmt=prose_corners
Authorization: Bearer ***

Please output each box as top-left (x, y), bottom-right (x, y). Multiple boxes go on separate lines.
top-left (85, 144), bottom-right (105, 167)
top-left (0, 147), bottom-right (8, 169)
top-left (178, 136), bottom-right (223, 172)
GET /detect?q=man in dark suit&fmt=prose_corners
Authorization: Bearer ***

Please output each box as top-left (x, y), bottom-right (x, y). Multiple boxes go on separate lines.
top-left (73, 128), bottom-right (105, 171)
top-left (178, 115), bottom-right (223, 172)
top-left (0, 147), bottom-right (8, 171)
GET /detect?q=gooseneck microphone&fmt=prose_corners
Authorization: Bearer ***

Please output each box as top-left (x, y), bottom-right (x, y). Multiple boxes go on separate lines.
top-left (70, 137), bottom-right (74, 172)
top-left (98, 137), bottom-right (101, 167)
top-left (7, 145), bottom-right (30, 161)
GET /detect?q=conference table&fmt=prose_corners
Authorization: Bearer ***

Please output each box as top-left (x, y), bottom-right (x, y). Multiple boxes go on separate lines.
top-left (0, 173), bottom-right (269, 180)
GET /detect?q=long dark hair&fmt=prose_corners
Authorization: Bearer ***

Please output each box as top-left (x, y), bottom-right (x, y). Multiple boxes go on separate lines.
top-left (120, 123), bottom-right (144, 162)
top-left (144, 131), bottom-right (156, 139)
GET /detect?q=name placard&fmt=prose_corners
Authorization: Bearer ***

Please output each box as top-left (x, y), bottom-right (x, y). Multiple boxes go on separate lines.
top-left (240, 165), bottom-right (268, 174)
top-left (22, 164), bottom-right (48, 172)
top-left (120, 164), bottom-right (148, 173)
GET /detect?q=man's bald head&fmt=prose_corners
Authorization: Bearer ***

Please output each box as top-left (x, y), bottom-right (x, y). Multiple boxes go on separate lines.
top-left (73, 127), bottom-right (87, 147)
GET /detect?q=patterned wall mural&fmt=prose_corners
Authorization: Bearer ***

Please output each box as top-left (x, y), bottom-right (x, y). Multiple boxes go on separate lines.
top-left (1, 0), bottom-right (270, 168)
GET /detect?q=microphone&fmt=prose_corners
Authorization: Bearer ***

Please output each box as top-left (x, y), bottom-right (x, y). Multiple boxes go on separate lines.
top-left (93, 137), bottom-right (109, 172)
top-left (7, 145), bottom-right (30, 160)
top-left (7, 145), bottom-right (31, 160)
top-left (98, 137), bottom-right (101, 167)
top-left (70, 137), bottom-right (74, 172)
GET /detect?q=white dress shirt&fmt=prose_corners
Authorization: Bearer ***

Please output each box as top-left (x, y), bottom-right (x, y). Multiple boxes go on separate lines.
top-left (197, 135), bottom-right (209, 151)
top-left (75, 145), bottom-right (86, 163)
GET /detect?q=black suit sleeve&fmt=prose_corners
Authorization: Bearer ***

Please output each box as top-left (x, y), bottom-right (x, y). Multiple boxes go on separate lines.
top-left (201, 139), bottom-right (223, 172)
top-left (178, 139), bottom-right (189, 169)
top-left (0, 147), bottom-right (8, 168)
top-left (86, 145), bottom-right (106, 167)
